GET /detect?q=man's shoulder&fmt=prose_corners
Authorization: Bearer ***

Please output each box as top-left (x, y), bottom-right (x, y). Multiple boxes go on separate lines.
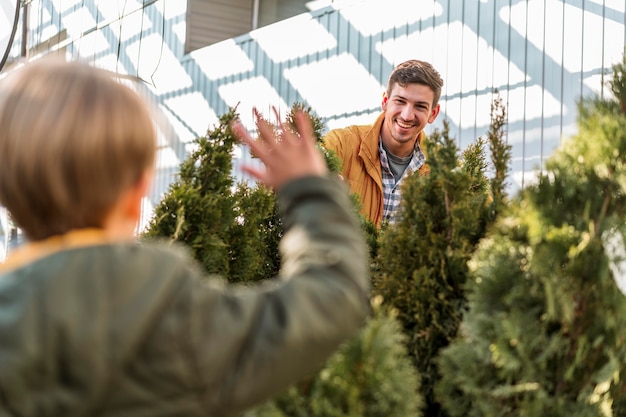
top-left (324, 124), bottom-right (376, 151)
top-left (323, 113), bottom-right (384, 143)
top-left (326, 122), bottom-right (373, 137)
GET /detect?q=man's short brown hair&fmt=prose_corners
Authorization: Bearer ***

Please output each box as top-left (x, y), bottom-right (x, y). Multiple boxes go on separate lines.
top-left (387, 59), bottom-right (444, 107)
top-left (0, 58), bottom-right (156, 241)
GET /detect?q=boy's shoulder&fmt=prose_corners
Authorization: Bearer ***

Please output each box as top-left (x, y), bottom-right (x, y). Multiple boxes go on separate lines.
top-left (0, 237), bottom-right (199, 286)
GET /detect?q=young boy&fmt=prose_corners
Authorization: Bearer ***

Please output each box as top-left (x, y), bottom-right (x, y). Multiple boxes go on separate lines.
top-left (0, 58), bottom-right (370, 416)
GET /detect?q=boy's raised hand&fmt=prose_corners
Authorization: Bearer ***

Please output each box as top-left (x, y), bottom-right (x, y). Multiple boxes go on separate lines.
top-left (232, 107), bottom-right (328, 191)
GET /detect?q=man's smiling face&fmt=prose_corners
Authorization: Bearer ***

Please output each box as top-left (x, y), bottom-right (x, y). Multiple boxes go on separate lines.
top-left (381, 82), bottom-right (440, 157)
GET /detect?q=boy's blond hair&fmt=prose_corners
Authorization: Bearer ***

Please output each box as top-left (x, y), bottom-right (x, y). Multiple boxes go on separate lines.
top-left (0, 58), bottom-right (156, 241)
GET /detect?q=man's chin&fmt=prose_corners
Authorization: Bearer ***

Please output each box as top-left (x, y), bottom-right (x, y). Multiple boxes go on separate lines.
top-left (393, 131), bottom-right (418, 142)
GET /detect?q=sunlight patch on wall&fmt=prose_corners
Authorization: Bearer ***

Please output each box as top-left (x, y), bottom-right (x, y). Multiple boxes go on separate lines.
top-left (158, 104), bottom-right (196, 145)
top-left (62, 7), bottom-right (96, 39)
top-left (442, 94), bottom-right (495, 138)
top-left (504, 0), bottom-right (624, 77)
top-left (31, 3), bottom-right (51, 32)
top-left (503, 85), bottom-right (562, 125)
top-left (157, 0), bottom-right (186, 19)
top-left (120, 8), bottom-right (154, 39)
top-left (51, 0), bottom-right (81, 10)
top-left (602, 18), bottom-right (626, 68)
top-left (171, 21), bottom-right (186, 45)
top-left (324, 110), bottom-right (380, 131)
top-left (584, 73), bottom-right (607, 97)
top-left (155, 146), bottom-right (180, 169)
top-left (284, 53), bottom-right (383, 118)
top-left (126, 33), bottom-right (191, 93)
top-left (191, 39), bottom-right (254, 80)
top-left (218, 76), bottom-right (288, 130)
top-left (163, 93), bottom-right (218, 140)
top-left (604, 0), bottom-right (626, 11)
top-left (0, 1), bottom-right (16, 44)
top-left (76, 30), bottom-right (110, 58)
top-left (95, 53), bottom-right (128, 74)
top-left (378, 22), bottom-right (526, 95)
top-left (97, 0), bottom-right (144, 23)
top-left (339, 0), bottom-right (442, 36)
top-left (251, 13), bottom-right (337, 62)
top-left (39, 24), bottom-right (61, 44)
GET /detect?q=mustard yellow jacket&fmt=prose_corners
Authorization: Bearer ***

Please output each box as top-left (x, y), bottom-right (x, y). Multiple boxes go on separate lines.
top-left (0, 176), bottom-right (370, 417)
top-left (323, 112), bottom-right (428, 227)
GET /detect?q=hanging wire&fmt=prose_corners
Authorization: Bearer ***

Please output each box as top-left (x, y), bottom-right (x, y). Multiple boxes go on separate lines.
top-left (115, 0), bottom-right (129, 75)
top-left (133, 0), bottom-right (166, 88)
top-left (149, 0), bottom-right (165, 87)
top-left (136, 0), bottom-right (145, 81)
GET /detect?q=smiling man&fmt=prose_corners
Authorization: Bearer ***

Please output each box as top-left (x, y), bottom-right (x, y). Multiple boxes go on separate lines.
top-left (323, 59), bottom-right (443, 227)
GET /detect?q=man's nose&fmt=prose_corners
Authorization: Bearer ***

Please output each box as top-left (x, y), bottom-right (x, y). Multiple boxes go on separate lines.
top-left (401, 105), bottom-right (413, 120)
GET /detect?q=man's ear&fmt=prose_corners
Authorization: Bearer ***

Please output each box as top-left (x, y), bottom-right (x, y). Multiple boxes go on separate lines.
top-left (428, 104), bottom-right (441, 123)
top-left (381, 91), bottom-right (389, 111)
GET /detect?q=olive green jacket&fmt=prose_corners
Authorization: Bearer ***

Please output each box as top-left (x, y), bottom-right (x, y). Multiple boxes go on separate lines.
top-left (0, 176), bottom-right (370, 417)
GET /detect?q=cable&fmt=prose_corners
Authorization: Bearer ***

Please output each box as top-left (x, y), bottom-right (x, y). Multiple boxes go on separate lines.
top-left (150, 0), bottom-right (166, 87)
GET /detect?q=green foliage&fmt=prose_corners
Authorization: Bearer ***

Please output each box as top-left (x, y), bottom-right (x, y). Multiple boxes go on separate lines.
top-left (488, 90), bottom-right (512, 211)
top-left (245, 300), bottom-right (423, 417)
top-left (608, 54), bottom-right (626, 116)
top-left (373, 95), bottom-right (510, 416)
top-left (436, 57), bottom-right (626, 416)
top-left (144, 107), bottom-right (280, 283)
top-left (145, 102), bottom-right (415, 415)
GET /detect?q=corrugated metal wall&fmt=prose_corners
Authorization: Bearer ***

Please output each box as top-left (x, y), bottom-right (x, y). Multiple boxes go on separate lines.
top-left (185, 0), bottom-right (626, 191)
top-left (1, 0), bottom-right (625, 240)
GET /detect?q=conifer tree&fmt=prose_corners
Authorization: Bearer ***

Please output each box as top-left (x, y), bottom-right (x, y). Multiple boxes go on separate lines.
top-left (372, 95), bottom-right (510, 417)
top-left (246, 299), bottom-right (422, 417)
top-left (145, 103), bottom-right (420, 415)
top-left (144, 107), bottom-right (278, 282)
top-left (435, 57), bottom-right (626, 416)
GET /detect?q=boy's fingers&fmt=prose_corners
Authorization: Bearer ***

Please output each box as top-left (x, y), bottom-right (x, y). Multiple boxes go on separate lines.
top-left (241, 166), bottom-right (267, 183)
top-left (294, 111), bottom-right (313, 145)
top-left (232, 121), bottom-right (269, 160)
top-left (272, 106), bottom-right (295, 144)
top-left (254, 108), bottom-right (278, 148)
top-left (231, 121), bottom-right (252, 144)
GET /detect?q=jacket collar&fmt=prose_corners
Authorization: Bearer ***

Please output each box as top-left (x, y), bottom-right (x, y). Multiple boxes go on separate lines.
top-left (358, 112), bottom-right (386, 166)
top-left (0, 229), bottom-right (129, 274)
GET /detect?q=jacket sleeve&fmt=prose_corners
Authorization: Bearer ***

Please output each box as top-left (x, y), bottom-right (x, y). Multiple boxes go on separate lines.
top-left (184, 175), bottom-right (371, 414)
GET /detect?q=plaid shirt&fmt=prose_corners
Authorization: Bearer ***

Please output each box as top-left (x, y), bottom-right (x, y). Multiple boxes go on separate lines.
top-left (379, 138), bottom-right (426, 224)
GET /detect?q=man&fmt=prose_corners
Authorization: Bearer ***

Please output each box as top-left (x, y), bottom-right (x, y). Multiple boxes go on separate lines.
top-left (323, 59), bottom-right (443, 227)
